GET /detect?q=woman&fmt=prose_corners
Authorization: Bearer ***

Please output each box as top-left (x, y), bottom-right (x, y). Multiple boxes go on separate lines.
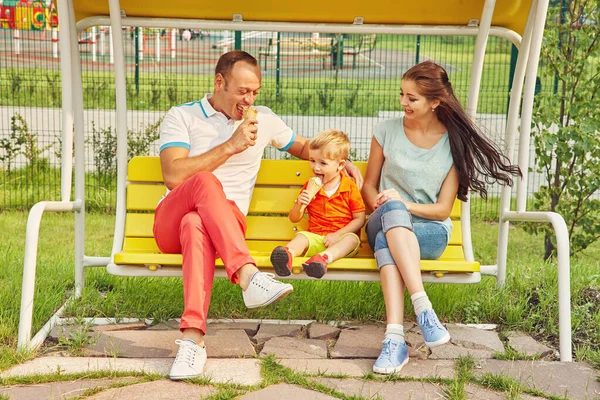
top-left (362, 61), bottom-right (520, 374)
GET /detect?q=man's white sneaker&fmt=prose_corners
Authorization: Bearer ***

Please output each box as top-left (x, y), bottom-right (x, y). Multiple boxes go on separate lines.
top-left (242, 271), bottom-right (293, 308)
top-left (169, 339), bottom-right (207, 380)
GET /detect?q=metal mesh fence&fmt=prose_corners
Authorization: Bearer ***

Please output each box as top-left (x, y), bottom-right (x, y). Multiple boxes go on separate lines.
top-left (0, 23), bottom-right (591, 217)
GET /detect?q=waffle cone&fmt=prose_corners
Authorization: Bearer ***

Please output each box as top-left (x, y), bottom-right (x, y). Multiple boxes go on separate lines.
top-left (243, 106), bottom-right (258, 120)
top-left (305, 176), bottom-right (323, 198)
top-left (299, 177), bottom-right (322, 213)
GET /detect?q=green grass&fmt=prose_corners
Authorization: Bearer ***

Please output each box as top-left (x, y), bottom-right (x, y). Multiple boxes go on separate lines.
top-left (0, 210), bottom-right (599, 372)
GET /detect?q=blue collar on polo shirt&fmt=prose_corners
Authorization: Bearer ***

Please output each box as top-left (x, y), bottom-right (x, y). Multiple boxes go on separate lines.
top-left (199, 94), bottom-right (216, 119)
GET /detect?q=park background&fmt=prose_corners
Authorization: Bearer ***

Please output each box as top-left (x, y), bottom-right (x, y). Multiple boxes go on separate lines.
top-left (0, 0), bottom-right (599, 372)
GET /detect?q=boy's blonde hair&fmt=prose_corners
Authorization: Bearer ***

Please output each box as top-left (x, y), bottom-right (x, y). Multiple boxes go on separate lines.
top-left (309, 129), bottom-right (350, 160)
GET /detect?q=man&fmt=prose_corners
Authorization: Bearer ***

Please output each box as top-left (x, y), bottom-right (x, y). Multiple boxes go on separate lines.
top-left (154, 50), bottom-right (363, 380)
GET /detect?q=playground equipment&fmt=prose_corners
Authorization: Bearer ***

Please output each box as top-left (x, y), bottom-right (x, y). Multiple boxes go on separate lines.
top-left (17, 0), bottom-right (573, 362)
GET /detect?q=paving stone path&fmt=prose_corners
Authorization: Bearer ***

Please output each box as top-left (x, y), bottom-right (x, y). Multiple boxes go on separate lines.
top-left (1, 319), bottom-right (598, 399)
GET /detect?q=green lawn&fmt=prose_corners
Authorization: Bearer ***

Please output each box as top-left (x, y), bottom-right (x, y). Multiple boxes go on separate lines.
top-left (0, 210), bottom-right (598, 371)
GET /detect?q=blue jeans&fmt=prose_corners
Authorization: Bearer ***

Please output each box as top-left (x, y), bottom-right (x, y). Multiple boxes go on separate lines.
top-left (366, 200), bottom-right (448, 270)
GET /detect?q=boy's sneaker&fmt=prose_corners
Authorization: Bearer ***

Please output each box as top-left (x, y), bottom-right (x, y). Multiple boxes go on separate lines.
top-left (373, 338), bottom-right (409, 374)
top-left (270, 246), bottom-right (292, 276)
top-left (169, 339), bottom-right (207, 380)
top-left (417, 309), bottom-right (450, 348)
top-left (302, 254), bottom-right (328, 279)
top-left (243, 271), bottom-right (293, 308)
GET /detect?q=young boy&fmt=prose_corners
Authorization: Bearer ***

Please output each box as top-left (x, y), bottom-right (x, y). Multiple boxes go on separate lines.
top-left (270, 130), bottom-right (366, 278)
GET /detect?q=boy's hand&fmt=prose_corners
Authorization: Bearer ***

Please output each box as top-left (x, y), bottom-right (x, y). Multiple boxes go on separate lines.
top-left (324, 232), bottom-right (343, 247)
top-left (297, 190), bottom-right (312, 206)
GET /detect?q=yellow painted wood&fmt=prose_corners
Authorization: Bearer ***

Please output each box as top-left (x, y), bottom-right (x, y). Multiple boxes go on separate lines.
top-left (126, 156), bottom-right (461, 216)
top-left (119, 156), bottom-right (476, 275)
top-left (127, 184), bottom-right (166, 210)
top-left (122, 236), bottom-right (466, 260)
top-left (72, 1), bottom-right (532, 36)
top-left (125, 212), bottom-right (463, 244)
top-left (128, 156), bottom-right (164, 182)
top-left (114, 249), bottom-right (478, 272)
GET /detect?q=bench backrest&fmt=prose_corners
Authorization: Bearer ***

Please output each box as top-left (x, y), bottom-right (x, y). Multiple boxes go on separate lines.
top-left (124, 156), bottom-right (462, 252)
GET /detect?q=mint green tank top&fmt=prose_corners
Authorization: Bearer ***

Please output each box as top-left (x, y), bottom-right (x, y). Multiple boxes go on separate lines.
top-left (373, 117), bottom-right (454, 236)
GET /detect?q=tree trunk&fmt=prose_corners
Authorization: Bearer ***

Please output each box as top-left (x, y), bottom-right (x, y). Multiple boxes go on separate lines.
top-left (544, 231), bottom-right (554, 260)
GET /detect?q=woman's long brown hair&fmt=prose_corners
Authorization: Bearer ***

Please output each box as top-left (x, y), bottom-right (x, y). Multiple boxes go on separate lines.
top-left (403, 61), bottom-right (521, 201)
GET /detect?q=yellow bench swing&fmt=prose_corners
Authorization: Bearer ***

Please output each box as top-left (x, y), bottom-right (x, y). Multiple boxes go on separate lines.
top-left (18, 0), bottom-right (573, 362)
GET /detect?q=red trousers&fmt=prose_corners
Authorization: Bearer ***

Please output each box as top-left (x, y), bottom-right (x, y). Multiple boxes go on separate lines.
top-left (153, 171), bottom-right (255, 334)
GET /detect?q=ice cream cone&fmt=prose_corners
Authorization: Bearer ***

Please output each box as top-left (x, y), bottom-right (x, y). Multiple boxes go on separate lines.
top-left (243, 106), bottom-right (258, 121)
top-left (299, 176), bottom-right (323, 213)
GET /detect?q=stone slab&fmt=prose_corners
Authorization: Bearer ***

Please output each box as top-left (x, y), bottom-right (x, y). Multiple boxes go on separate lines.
top-left (0, 377), bottom-right (137, 400)
top-left (1, 357), bottom-right (262, 386)
top-left (446, 324), bottom-right (505, 352)
top-left (405, 331), bottom-right (426, 350)
top-left (473, 359), bottom-right (600, 400)
top-left (429, 344), bottom-right (495, 360)
top-left (87, 380), bottom-right (215, 399)
top-left (81, 329), bottom-right (254, 358)
top-left (330, 325), bottom-right (385, 358)
top-left (203, 329), bottom-right (256, 358)
top-left (464, 384), bottom-right (505, 399)
top-left (260, 337), bottom-right (327, 359)
top-left (252, 324), bottom-right (304, 344)
top-left (84, 330), bottom-right (179, 358)
top-left (307, 323), bottom-right (340, 340)
top-left (239, 383), bottom-right (337, 400)
top-left (280, 359), bottom-right (375, 377)
top-left (280, 359), bottom-right (455, 380)
top-left (93, 322), bottom-right (148, 332)
top-left (505, 331), bottom-right (555, 358)
top-left (146, 320), bottom-right (181, 330)
top-left (205, 322), bottom-right (260, 336)
top-left (313, 378), bottom-right (446, 400)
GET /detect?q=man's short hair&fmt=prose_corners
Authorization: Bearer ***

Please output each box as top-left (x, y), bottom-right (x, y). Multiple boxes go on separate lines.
top-left (215, 50), bottom-right (258, 80)
top-left (309, 130), bottom-right (351, 161)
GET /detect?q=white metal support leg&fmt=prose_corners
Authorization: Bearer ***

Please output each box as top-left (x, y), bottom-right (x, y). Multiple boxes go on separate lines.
top-left (496, 0), bottom-right (536, 286)
top-left (503, 211), bottom-right (572, 361)
top-left (18, 201), bottom-right (81, 349)
top-left (108, 0), bottom-right (129, 258)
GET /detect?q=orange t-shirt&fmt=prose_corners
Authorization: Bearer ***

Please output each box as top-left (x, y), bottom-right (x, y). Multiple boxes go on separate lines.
top-left (303, 173), bottom-right (366, 236)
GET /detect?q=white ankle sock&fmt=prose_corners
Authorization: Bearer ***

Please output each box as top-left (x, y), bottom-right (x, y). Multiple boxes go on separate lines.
top-left (385, 323), bottom-right (405, 343)
top-left (323, 251), bottom-right (333, 263)
top-left (411, 291), bottom-right (433, 317)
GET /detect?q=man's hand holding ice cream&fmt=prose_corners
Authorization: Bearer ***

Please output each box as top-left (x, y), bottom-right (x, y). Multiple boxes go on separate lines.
top-left (228, 107), bottom-right (259, 154)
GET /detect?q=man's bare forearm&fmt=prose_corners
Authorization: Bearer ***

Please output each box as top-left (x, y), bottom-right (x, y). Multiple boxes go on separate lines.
top-left (161, 142), bottom-right (234, 189)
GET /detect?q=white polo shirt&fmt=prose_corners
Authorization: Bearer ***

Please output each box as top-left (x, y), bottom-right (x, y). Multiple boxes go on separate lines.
top-left (159, 94), bottom-right (296, 215)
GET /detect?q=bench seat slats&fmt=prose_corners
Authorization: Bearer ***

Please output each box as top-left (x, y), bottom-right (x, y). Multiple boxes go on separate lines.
top-left (114, 247), bottom-right (478, 273)
top-left (116, 157), bottom-right (478, 276)
top-left (121, 237), bottom-right (467, 261)
top-left (124, 213), bottom-right (464, 245)
top-left (127, 185), bottom-right (307, 214)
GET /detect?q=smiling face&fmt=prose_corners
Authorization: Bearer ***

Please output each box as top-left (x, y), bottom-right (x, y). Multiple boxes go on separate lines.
top-left (400, 79), bottom-right (440, 120)
top-left (213, 61), bottom-right (261, 120)
top-left (308, 148), bottom-right (344, 186)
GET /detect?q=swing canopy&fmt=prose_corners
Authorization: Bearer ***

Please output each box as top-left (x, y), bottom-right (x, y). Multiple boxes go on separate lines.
top-left (69, 0), bottom-right (531, 35)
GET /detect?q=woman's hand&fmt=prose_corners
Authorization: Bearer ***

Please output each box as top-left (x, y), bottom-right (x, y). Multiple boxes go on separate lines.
top-left (344, 161), bottom-right (364, 189)
top-left (374, 189), bottom-right (403, 208)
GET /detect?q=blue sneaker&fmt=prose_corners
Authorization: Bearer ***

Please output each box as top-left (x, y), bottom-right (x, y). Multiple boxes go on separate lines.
top-left (372, 338), bottom-right (409, 374)
top-left (417, 309), bottom-right (450, 348)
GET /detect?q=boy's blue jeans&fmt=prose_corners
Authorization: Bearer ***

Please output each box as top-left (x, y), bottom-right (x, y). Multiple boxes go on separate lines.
top-left (366, 200), bottom-right (448, 270)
